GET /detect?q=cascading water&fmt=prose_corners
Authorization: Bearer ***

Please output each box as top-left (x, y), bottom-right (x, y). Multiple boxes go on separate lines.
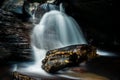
top-left (16, 2), bottom-right (115, 79)
top-left (15, 3), bottom-right (86, 78)
top-left (32, 10), bottom-right (86, 50)
top-left (27, 4), bottom-right (86, 76)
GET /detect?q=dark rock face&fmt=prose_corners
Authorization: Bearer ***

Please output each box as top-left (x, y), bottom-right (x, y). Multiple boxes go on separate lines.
top-left (1, 0), bottom-right (39, 22)
top-left (42, 44), bottom-right (98, 73)
top-left (64, 0), bottom-right (118, 53)
top-left (1, 0), bottom-right (24, 13)
top-left (0, 9), bottom-right (33, 62)
top-left (0, 0), bottom-right (5, 7)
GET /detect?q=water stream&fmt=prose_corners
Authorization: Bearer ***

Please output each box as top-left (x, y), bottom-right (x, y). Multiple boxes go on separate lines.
top-left (15, 3), bottom-right (115, 79)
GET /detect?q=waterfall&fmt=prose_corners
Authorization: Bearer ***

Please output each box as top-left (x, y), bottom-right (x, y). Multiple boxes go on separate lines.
top-left (17, 3), bottom-right (115, 78)
top-left (32, 10), bottom-right (86, 50)
top-left (23, 3), bottom-right (86, 76)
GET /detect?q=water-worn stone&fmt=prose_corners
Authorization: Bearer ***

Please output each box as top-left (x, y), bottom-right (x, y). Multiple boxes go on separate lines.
top-left (12, 71), bottom-right (35, 80)
top-left (42, 44), bottom-right (98, 73)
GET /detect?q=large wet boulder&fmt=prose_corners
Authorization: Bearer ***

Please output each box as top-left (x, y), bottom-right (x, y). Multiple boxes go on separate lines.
top-left (42, 44), bottom-right (98, 73)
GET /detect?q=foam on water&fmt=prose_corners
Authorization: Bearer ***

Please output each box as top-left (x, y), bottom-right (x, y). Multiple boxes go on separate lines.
top-left (15, 3), bottom-right (115, 79)
top-left (28, 10), bottom-right (86, 78)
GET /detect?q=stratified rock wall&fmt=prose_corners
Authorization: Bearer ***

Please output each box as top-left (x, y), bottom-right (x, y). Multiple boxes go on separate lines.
top-left (0, 9), bottom-right (33, 62)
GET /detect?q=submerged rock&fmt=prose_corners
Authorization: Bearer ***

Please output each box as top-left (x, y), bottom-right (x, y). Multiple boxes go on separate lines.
top-left (42, 44), bottom-right (98, 73)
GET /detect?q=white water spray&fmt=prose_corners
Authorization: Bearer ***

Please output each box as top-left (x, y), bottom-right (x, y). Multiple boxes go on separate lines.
top-left (28, 10), bottom-right (86, 76)
top-left (32, 10), bottom-right (86, 50)
top-left (17, 3), bottom-right (116, 79)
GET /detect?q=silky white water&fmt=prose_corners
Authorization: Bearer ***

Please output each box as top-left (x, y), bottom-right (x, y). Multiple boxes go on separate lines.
top-left (26, 10), bottom-right (86, 76)
top-left (14, 3), bottom-right (115, 79)
top-left (32, 10), bottom-right (86, 50)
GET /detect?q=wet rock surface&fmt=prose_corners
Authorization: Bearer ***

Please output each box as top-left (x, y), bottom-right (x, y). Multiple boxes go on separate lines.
top-left (42, 44), bottom-right (98, 73)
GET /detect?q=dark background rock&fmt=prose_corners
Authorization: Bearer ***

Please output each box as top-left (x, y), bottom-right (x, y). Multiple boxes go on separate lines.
top-left (0, 0), bottom-right (4, 7)
top-left (64, 0), bottom-right (115, 51)
top-left (0, 0), bottom-right (39, 22)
